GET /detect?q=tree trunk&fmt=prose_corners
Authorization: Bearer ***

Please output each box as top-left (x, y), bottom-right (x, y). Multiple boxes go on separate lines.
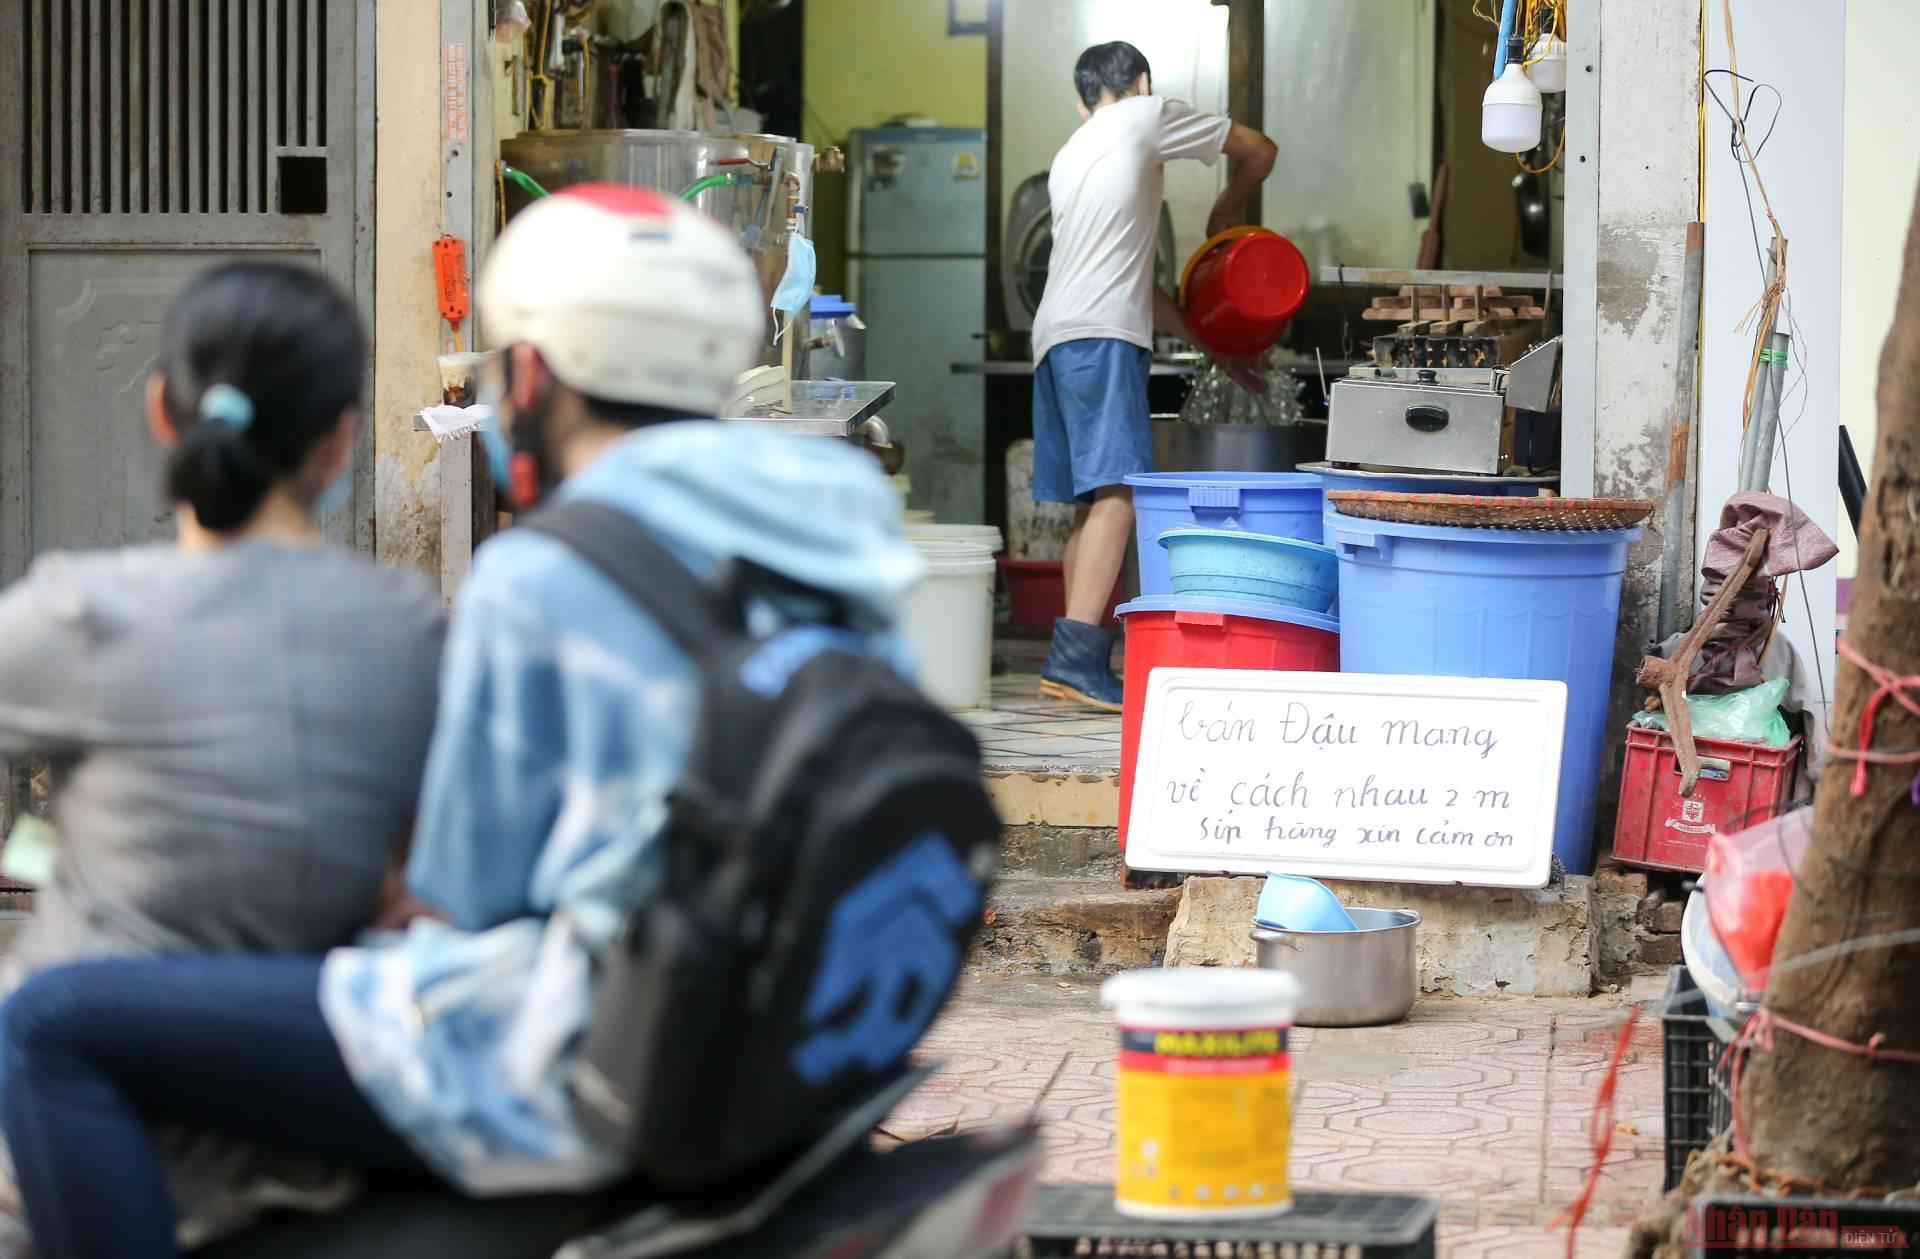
top-left (1733, 170), bottom-right (1920, 1192)
top-left (1630, 135), bottom-right (1920, 1259)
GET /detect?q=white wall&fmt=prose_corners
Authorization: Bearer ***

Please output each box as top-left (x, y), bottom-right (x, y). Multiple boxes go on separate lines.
top-left (1001, 0), bottom-right (1229, 272)
top-left (1839, 0), bottom-right (1920, 580)
top-left (1698, 0), bottom-right (1842, 746)
top-left (1262, 0), bottom-right (1435, 269)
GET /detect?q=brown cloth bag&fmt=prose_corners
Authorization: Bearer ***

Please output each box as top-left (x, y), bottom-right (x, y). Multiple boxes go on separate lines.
top-left (1688, 491), bottom-right (1837, 694)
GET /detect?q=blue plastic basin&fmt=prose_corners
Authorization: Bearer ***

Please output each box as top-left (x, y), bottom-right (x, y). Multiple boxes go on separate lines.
top-left (1126, 472), bottom-right (1324, 597)
top-left (1161, 528), bottom-right (1338, 612)
top-left (1328, 516), bottom-right (1642, 875)
top-left (1254, 872), bottom-right (1356, 932)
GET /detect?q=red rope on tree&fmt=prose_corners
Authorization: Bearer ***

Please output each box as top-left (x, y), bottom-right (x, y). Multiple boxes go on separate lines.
top-left (1551, 1007), bottom-right (1638, 1259)
top-left (1826, 637), bottom-right (1920, 796)
top-left (1722, 1003), bottom-right (1920, 1163)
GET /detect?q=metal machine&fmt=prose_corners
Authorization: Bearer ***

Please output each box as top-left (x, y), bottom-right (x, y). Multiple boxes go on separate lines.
top-left (500, 129), bottom-right (906, 453)
top-left (1326, 338), bottom-right (1562, 475)
top-left (500, 129), bottom-right (816, 373)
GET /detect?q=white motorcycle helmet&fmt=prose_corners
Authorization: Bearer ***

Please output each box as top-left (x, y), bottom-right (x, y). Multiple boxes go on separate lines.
top-left (478, 184), bottom-right (767, 505)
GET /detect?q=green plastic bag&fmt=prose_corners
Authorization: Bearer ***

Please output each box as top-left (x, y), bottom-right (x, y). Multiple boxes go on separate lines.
top-left (1631, 677), bottom-right (1792, 747)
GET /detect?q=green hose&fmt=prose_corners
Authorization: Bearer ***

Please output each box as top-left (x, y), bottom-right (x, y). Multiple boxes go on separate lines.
top-left (500, 165), bottom-right (549, 200)
top-left (677, 173), bottom-right (744, 201)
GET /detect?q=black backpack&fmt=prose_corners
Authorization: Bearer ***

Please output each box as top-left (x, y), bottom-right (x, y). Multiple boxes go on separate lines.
top-left (524, 500), bottom-right (1000, 1191)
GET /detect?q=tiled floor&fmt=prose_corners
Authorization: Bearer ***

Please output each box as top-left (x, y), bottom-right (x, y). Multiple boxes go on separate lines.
top-left (961, 639), bottom-right (1125, 770)
top-left (890, 977), bottom-right (1667, 1258)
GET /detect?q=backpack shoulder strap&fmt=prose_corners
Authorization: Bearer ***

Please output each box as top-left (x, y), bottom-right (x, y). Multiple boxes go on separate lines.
top-left (521, 499), bottom-right (740, 656)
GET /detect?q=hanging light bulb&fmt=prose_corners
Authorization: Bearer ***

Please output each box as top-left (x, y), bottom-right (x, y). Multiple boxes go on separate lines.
top-left (1482, 62), bottom-right (1544, 154)
top-left (1528, 35), bottom-right (1569, 93)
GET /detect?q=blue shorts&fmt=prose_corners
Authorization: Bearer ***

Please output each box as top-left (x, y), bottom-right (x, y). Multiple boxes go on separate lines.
top-left (1031, 339), bottom-right (1152, 504)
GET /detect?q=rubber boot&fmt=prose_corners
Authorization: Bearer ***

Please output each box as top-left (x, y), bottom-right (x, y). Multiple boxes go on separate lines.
top-left (1039, 616), bottom-right (1123, 712)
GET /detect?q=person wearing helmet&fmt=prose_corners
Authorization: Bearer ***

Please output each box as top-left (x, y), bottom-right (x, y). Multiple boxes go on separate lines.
top-left (0, 187), bottom-right (923, 1257)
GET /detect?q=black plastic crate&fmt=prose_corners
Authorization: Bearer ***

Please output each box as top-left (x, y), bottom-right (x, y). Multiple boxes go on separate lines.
top-left (1660, 965), bottom-right (1741, 1190)
top-left (1688, 1195), bottom-right (1920, 1257)
top-left (1020, 1184), bottom-right (1439, 1258)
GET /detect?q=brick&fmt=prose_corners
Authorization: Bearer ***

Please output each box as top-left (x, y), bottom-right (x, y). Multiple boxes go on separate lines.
top-left (1594, 864), bottom-right (1650, 896)
top-left (1647, 900), bottom-right (1685, 934)
top-left (1637, 935), bottom-right (1685, 967)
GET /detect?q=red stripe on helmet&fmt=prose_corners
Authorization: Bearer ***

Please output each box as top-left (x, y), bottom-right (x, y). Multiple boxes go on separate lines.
top-left (558, 183), bottom-right (672, 217)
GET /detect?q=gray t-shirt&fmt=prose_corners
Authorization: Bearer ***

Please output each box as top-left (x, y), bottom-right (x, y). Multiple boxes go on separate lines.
top-left (0, 541), bottom-right (445, 982)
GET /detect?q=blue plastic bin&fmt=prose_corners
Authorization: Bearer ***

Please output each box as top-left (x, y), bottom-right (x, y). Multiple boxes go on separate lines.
top-left (1327, 517), bottom-right (1642, 875)
top-left (1125, 472), bottom-right (1324, 597)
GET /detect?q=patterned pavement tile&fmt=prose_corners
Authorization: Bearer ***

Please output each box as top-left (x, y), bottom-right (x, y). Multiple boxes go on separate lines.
top-left (906, 979), bottom-right (1667, 1258)
top-left (1446, 1223), bottom-right (1630, 1258)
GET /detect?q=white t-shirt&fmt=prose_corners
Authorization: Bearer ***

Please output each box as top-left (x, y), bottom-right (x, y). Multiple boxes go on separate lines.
top-left (1030, 95), bottom-right (1232, 365)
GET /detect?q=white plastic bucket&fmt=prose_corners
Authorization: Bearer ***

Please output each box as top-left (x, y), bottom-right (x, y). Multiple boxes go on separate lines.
top-left (1100, 968), bottom-right (1301, 1221)
top-left (903, 522), bottom-right (1005, 554)
top-left (899, 540), bottom-right (996, 711)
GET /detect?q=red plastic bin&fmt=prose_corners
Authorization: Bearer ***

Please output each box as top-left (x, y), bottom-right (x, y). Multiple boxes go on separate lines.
top-left (1612, 725), bottom-right (1802, 873)
top-left (1117, 596), bottom-right (1340, 852)
top-left (997, 557), bottom-right (1122, 627)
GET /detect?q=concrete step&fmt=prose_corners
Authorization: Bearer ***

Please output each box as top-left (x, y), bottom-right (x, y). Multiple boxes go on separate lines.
top-left (1164, 874), bottom-right (1599, 998)
top-left (971, 876), bottom-right (1182, 975)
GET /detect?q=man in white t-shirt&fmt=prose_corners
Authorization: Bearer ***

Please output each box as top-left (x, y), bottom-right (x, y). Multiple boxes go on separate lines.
top-left (1031, 41), bottom-right (1277, 711)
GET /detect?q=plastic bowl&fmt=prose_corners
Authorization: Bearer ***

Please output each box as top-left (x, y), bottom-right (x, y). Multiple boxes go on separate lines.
top-left (1160, 527), bottom-right (1338, 612)
top-left (1253, 872), bottom-right (1356, 933)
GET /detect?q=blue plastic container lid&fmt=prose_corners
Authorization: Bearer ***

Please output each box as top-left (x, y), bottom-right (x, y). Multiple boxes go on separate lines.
top-left (811, 293), bottom-right (856, 319)
top-left (1125, 471), bottom-right (1322, 490)
top-left (1116, 594), bottom-right (1338, 635)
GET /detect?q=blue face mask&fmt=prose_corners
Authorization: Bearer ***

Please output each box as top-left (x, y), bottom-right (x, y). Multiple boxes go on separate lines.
top-left (481, 422), bottom-right (512, 488)
top-left (315, 462), bottom-right (354, 518)
top-left (771, 232), bottom-right (817, 319)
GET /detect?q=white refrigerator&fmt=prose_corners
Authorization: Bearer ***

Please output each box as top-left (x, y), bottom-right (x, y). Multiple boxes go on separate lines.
top-left (846, 127), bottom-right (989, 525)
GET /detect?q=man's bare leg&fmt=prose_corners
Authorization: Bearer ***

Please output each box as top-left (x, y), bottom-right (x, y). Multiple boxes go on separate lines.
top-left (1066, 486), bottom-right (1130, 624)
top-left (1062, 501), bottom-right (1091, 605)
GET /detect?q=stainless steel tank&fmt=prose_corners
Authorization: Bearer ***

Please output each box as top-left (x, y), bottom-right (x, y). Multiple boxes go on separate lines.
top-left (499, 129), bottom-right (815, 372)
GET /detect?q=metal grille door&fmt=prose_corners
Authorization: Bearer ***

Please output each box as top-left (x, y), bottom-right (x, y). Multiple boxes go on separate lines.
top-left (0, 0), bottom-right (371, 575)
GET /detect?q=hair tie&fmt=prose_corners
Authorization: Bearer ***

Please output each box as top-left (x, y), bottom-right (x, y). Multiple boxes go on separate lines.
top-left (199, 384), bottom-right (254, 431)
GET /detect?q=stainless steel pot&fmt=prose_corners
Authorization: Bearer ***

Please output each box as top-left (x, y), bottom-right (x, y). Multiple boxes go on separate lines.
top-left (1249, 907), bottom-right (1419, 1027)
top-left (1152, 422), bottom-right (1328, 474)
top-left (499, 129), bottom-right (814, 372)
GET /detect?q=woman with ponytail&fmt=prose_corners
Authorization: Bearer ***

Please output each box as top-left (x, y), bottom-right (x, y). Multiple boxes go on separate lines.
top-left (0, 261), bottom-right (444, 1251)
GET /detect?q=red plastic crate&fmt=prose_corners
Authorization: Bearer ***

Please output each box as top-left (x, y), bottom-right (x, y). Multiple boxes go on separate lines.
top-left (1613, 725), bottom-right (1801, 873)
top-left (997, 557), bottom-right (1121, 627)
top-left (1117, 603), bottom-right (1339, 852)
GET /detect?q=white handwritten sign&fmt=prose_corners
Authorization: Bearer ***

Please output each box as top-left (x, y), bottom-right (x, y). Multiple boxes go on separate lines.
top-left (1126, 669), bottom-right (1567, 888)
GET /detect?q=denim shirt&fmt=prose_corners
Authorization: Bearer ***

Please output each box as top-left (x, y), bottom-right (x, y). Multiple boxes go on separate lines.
top-left (318, 423), bottom-right (923, 1194)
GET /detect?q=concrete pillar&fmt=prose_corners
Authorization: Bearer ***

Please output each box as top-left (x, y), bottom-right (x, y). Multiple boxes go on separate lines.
top-left (372, 0), bottom-right (446, 581)
top-left (1563, 0), bottom-right (1702, 845)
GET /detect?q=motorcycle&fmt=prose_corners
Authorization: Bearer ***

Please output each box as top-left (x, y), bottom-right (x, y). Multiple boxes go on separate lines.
top-left (197, 1071), bottom-right (1044, 1259)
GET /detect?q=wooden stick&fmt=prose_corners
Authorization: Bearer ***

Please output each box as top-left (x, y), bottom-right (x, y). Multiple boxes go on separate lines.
top-left (1634, 529), bottom-right (1770, 794)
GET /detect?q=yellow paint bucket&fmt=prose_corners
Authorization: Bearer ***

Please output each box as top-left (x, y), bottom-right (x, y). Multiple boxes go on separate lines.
top-left (1100, 967), bottom-right (1301, 1220)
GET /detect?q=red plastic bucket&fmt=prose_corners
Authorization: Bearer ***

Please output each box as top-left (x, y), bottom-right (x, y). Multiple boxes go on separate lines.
top-left (1117, 597), bottom-right (1339, 853)
top-left (1178, 227), bottom-right (1310, 358)
top-left (997, 556), bottom-right (1122, 627)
